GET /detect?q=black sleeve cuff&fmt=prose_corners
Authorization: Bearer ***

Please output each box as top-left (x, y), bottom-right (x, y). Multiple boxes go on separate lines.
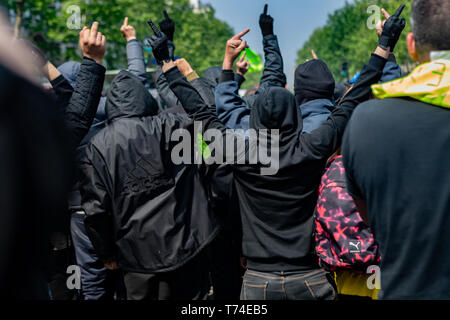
top-left (50, 74), bottom-right (67, 88)
top-left (164, 66), bottom-right (184, 84)
top-left (234, 73), bottom-right (246, 88)
top-left (388, 53), bottom-right (397, 63)
top-left (82, 56), bottom-right (106, 72)
top-left (369, 53), bottom-right (388, 70)
top-left (219, 70), bottom-right (235, 84)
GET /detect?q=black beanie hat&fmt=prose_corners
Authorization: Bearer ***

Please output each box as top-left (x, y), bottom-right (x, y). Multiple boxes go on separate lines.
top-left (294, 59), bottom-right (335, 105)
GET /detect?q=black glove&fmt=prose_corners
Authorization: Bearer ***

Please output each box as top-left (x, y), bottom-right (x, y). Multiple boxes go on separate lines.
top-left (147, 19), bottom-right (171, 65)
top-left (378, 4), bottom-right (406, 52)
top-left (259, 4), bottom-right (273, 37)
top-left (158, 10), bottom-right (175, 42)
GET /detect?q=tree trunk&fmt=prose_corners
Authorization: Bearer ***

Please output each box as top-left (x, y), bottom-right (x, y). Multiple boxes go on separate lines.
top-left (13, 0), bottom-right (25, 39)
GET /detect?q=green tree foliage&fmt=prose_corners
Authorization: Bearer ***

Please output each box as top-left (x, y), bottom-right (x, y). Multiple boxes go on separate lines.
top-left (5, 0), bottom-right (233, 74)
top-left (296, 0), bottom-right (414, 82)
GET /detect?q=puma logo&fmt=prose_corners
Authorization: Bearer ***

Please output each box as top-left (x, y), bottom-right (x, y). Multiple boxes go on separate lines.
top-left (349, 241), bottom-right (361, 253)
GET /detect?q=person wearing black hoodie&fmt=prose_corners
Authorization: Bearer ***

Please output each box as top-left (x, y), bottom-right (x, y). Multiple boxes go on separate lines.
top-left (63, 17), bottom-right (153, 301)
top-left (148, 9), bottom-right (404, 298)
top-left (342, 2), bottom-right (450, 299)
top-left (79, 69), bottom-right (219, 300)
top-left (294, 59), bottom-right (336, 134)
top-left (215, 4), bottom-right (287, 131)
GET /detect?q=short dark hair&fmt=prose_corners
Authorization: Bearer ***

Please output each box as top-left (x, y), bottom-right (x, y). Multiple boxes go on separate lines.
top-left (411, 0), bottom-right (450, 51)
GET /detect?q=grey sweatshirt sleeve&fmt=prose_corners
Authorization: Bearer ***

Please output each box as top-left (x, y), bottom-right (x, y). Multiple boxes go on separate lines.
top-left (126, 39), bottom-right (148, 86)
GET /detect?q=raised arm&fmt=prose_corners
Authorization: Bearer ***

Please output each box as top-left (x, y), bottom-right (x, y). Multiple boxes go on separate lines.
top-left (301, 4), bottom-right (406, 159)
top-left (174, 58), bottom-right (217, 107)
top-left (258, 4), bottom-right (287, 89)
top-left (147, 19), bottom-right (227, 133)
top-left (41, 22), bottom-right (106, 152)
top-left (152, 10), bottom-right (182, 110)
top-left (48, 65), bottom-right (74, 113)
top-left (63, 23), bottom-right (106, 152)
top-left (27, 40), bottom-right (73, 111)
top-left (215, 78), bottom-right (251, 130)
top-left (212, 48), bottom-right (251, 129)
top-left (121, 17), bottom-right (148, 86)
top-left (376, 8), bottom-right (403, 83)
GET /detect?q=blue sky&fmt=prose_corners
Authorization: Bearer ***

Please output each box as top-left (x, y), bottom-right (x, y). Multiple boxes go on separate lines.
top-left (206, 0), bottom-right (348, 88)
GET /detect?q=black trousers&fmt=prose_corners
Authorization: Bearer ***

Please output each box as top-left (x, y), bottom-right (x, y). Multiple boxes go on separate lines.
top-left (208, 229), bottom-right (242, 300)
top-left (124, 250), bottom-right (210, 300)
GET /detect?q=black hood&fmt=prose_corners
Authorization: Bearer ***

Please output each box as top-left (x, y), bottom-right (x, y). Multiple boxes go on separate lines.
top-left (203, 66), bottom-right (222, 86)
top-left (106, 70), bottom-right (158, 121)
top-left (294, 59), bottom-right (335, 106)
top-left (250, 87), bottom-right (302, 146)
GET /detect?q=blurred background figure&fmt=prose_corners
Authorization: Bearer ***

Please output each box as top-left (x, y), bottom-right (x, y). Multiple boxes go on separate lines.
top-left (0, 12), bottom-right (72, 299)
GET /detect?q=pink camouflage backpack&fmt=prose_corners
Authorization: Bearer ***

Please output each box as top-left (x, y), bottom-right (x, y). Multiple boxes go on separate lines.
top-left (313, 155), bottom-right (381, 272)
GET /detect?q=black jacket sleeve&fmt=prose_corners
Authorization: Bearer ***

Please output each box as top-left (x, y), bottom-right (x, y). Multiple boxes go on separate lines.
top-left (155, 66), bottom-right (183, 110)
top-left (79, 143), bottom-right (115, 261)
top-left (190, 77), bottom-right (216, 108)
top-left (259, 34), bottom-right (287, 89)
top-left (165, 67), bottom-right (227, 133)
top-left (50, 74), bottom-right (74, 114)
top-left (235, 73), bottom-right (246, 89)
top-left (63, 57), bottom-right (105, 152)
top-left (301, 53), bottom-right (387, 159)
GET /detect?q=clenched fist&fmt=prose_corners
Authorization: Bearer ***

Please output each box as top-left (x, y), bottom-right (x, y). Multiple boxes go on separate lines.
top-left (79, 22), bottom-right (106, 64)
top-left (120, 17), bottom-right (137, 42)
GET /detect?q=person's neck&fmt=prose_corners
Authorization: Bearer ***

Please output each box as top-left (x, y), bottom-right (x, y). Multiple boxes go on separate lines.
top-left (417, 51), bottom-right (431, 63)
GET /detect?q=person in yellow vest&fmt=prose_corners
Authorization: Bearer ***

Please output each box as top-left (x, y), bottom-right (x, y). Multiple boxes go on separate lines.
top-left (342, 0), bottom-right (450, 299)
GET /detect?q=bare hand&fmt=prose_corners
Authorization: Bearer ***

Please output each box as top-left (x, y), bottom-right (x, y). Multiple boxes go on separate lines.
top-left (79, 22), bottom-right (106, 64)
top-left (236, 51), bottom-right (250, 76)
top-left (120, 17), bottom-right (137, 42)
top-left (174, 58), bottom-right (194, 77)
top-left (306, 49), bottom-right (319, 62)
top-left (223, 29), bottom-right (250, 70)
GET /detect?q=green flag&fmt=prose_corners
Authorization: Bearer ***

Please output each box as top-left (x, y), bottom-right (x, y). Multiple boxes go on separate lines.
top-left (239, 48), bottom-right (263, 73)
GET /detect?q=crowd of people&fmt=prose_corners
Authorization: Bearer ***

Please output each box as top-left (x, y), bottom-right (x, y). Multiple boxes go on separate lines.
top-left (0, 0), bottom-right (449, 300)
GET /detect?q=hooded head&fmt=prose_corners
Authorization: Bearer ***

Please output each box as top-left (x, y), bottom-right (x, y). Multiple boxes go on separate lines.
top-left (250, 87), bottom-right (302, 143)
top-left (57, 61), bottom-right (81, 88)
top-left (294, 59), bottom-right (335, 106)
top-left (106, 70), bottom-right (159, 121)
top-left (203, 66), bottom-right (222, 86)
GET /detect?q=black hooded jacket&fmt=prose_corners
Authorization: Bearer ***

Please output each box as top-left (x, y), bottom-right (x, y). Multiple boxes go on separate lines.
top-left (79, 70), bottom-right (219, 273)
top-left (165, 53), bottom-right (387, 272)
